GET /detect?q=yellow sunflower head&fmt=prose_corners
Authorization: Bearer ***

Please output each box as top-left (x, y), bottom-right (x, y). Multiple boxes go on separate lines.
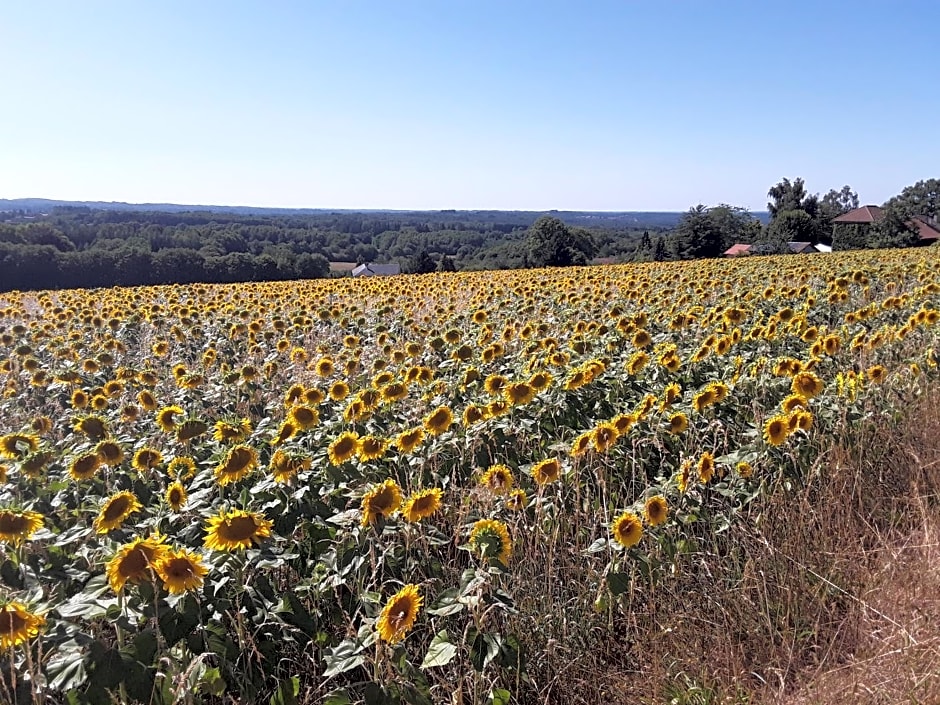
top-left (479, 464), bottom-right (514, 495)
top-left (361, 479), bottom-right (403, 526)
top-left (93, 491), bottom-right (143, 534)
top-left (643, 495), bottom-right (668, 526)
top-left (401, 488), bottom-right (443, 523)
top-left (470, 518), bottom-right (511, 564)
top-left (611, 511), bottom-right (643, 549)
top-left (203, 508), bottom-right (273, 552)
top-left (376, 584), bottom-right (422, 644)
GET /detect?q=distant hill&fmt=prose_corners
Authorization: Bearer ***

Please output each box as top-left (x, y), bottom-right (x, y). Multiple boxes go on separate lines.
top-left (0, 197), bottom-right (714, 230)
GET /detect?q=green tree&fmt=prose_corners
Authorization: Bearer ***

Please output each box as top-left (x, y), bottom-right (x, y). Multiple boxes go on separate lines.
top-left (757, 209), bottom-right (816, 254)
top-left (437, 254), bottom-right (457, 272)
top-left (671, 204), bottom-right (758, 259)
top-left (525, 216), bottom-right (596, 268)
top-left (767, 177), bottom-right (819, 220)
top-left (406, 248), bottom-right (436, 274)
top-left (818, 185), bottom-right (859, 245)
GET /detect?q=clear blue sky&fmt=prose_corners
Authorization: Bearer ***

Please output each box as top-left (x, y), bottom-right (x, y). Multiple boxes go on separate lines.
top-left (2, 1), bottom-right (937, 212)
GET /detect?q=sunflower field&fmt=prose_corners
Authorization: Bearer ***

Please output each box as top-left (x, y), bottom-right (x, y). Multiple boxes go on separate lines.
top-left (0, 248), bottom-right (939, 704)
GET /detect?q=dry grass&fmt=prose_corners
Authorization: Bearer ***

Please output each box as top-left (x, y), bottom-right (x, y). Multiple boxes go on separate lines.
top-left (512, 388), bottom-right (940, 705)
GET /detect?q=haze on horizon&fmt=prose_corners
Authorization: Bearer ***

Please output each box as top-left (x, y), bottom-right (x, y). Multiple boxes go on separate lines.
top-left (2, 1), bottom-right (938, 213)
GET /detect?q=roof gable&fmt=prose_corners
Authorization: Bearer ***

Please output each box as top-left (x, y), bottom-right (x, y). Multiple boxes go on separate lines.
top-left (833, 205), bottom-right (884, 224)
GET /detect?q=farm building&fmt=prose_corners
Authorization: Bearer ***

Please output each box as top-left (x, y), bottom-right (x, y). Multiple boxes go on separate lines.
top-left (351, 262), bottom-right (401, 277)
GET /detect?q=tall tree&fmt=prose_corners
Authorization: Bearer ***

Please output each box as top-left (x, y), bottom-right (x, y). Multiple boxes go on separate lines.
top-left (671, 204), bottom-right (759, 259)
top-left (767, 178), bottom-right (819, 220)
top-left (526, 216), bottom-right (596, 268)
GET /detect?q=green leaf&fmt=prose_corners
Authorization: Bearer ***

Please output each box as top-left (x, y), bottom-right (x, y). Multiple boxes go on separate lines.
top-left (420, 630), bottom-right (458, 669)
top-left (607, 572), bottom-right (631, 596)
top-left (322, 689), bottom-right (352, 705)
top-left (199, 667), bottom-right (227, 697)
top-left (468, 629), bottom-right (500, 672)
top-left (322, 638), bottom-right (366, 679)
top-left (269, 675), bottom-right (300, 705)
top-left (488, 688), bottom-right (511, 705)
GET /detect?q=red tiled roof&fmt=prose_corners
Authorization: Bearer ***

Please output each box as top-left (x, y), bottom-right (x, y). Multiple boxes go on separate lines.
top-left (912, 215), bottom-right (940, 241)
top-left (833, 205), bottom-right (884, 224)
top-left (724, 243), bottom-right (752, 256)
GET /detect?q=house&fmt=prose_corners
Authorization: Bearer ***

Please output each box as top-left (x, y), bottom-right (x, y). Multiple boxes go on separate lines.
top-left (815, 243), bottom-right (833, 253)
top-left (787, 241), bottom-right (817, 254)
top-left (833, 205), bottom-right (940, 244)
top-left (351, 262), bottom-right (401, 277)
top-left (723, 243), bottom-right (753, 257)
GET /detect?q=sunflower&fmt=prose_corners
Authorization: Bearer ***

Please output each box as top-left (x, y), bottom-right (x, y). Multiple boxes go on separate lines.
top-left (70, 389), bottom-right (90, 409)
top-left (0, 433), bottom-right (39, 460)
top-left (289, 405), bottom-right (320, 430)
top-left (643, 495), bottom-right (668, 526)
top-left (357, 435), bottom-right (388, 462)
top-left (592, 423), bottom-right (619, 452)
top-left (361, 479), bottom-right (403, 526)
top-left (204, 508), bottom-right (273, 551)
top-left (401, 488), bottom-right (443, 522)
top-left (0, 602), bottom-right (45, 649)
top-left (697, 451), bottom-right (715, 484)
top-left (156, 405), bottom-right (184, 432)
top-left (764, 414), bottom-right (790, 446)
top-left (395, 427), bottom-right (425, 455)
top-left (611, 511), bottom-right (643, 549)
top-left (69, 452), bottom-right (101, 481)
top-left (376, 584), bottom-right (422, 644)
top-left (94, 439), bottom-right (124, 466)
top-left (692, 388), bottom-right (716, 413)
top-left (106, 536), bottom-right (168, 592)
top-left (93, 491), bottom-right (143, 533)
top-left (328, 432), bottom-right (359, 466)
top-left (504, 382), bottom-right (536, 406)
top-left (328, 380), bottom-right (350, 401)
top-left (156, 548), bottom-right (209, 595)
top-left (570, 430), bottom-right (594, 457)
top-left (168, 456), bottom-right (197, 479)
top-left (660, 383), bottom-right (681, 410)
top-left (791, 371), bottom-right (824, 400)
top-left (165, 482), bottom-right (188, 511)
top-left (213, 418), bottom-right (252, 443)
top-left (381, 382), bottom-right (408, 403)
top-left (780, 394), bottom-right (808, 413)
top-left (483, 374), bottom-right (508, 396)
top-left (612, 413), bottom-right (636, 435)
top-left (133, 447), bottom-right (163, 472)
top-left (626, 350), bottom-right (649, 376)
top-left (677, 459), bottom-right (694, 493)
top-left (707, 381), bottom-right (729, 403)
top-left (791, 410), bottom-right (814, 432)
top-left (214, 445), bottom-right (259, 486)
top-left (271, 420), bottom-right (297, 445)
top-left (736, 461), bottom-right (754, 478)
top-left (177, 419), bottom-right (208, 443)
top-left (486, 399), bottom-right (510, 418)
top-left (867, 365), bottom-right (887, 384)
top-left (30, 416), bottom-right (52, 435)
top-left (137, 390), bottom-right (158, 411)
top-left (423, 406), bottom-right (454, 436)
top-left (315, 357), bottom-right (334, 377)
top-left (0, 509), bottom-right (44, 544)
top-left (667, 412), bottom-right (689, 435)
top-left (506, 489), bottom-right (527, 511)
top-left (480, 464), bottom-right (514, 495)
top-left (531, 458), bottom-right (561, 485)
top-left (470, 518), bottom-right (512, 564)
top-left (462, 404), bottom-right (486, 426)
top-left (20, 450), bottom-right (51, 478)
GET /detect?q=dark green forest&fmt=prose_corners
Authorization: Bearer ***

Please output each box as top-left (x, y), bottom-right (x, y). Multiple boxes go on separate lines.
top-left (0, 176), bottom-right (935, 293)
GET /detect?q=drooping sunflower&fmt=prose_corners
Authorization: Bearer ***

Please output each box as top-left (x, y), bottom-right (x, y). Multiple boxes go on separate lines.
top-left (124, 440), bottom-right (154, 468)
top-left (791, 371), bottom-right (824, 400)
top-left (214, 445), bottom-right (259, 486)
top-left (780, 394), bottom-right (808, 413)
top-left (156, 548), bottom-right (209, 595)
top-left (176, 419), bottom-right (208, 443)
top-left (504, 382), bottom-right (536, 406)
top-left (479, 464), bottom-right (514, 495)
top-left (692, 388), bottom-right (716, 414)
top-left (0, 434), bottom-right (39, 460)
top-left (401, 488), bottom-right (442, 522)
top-left (483, 374), bottom-right (508, 396)
top-left (660, 383), bottom-right (682, 410)
top-left (592, 423), bottom-right (620, 452)
top-left (93, 491), bottom-right (143, 533)
top-left (73, 414), bottom-right (109, 441)
top-left (486, 399), bottom-right (510, 418)
top-left (697, 451), bottom-right (715, 484)
top-left (423, 406), bottom-right (454, 436)
top-left (137, 390), bottom-right (158, 411)
top-left (643, 495), bottom-right (668, 526)
top-left (155, 405), bottom-right (184, 432)
top-left (381, 382), bottom-right (408, 403)
top-left (0, 602), bottom-right (46, 649)
top-left (357, 435), bottom-right (388, 462)
top-left (213, 418), bottom-right (252, 443)
top-left (269, 449), bottom-right (310, 483)
top-left (204, 508), bottom-right (273, 552)
top-left (867, 365), bottom-right (887, 384)
top-left (395, 427), bottom-right (425, 455)
top-left (462, 404), bottom-right (486, 426)
top-left (69, 452), bottom-right (101, 481)
top-left (611, 511), bottom-right (643, 548)
top-left (528, 371), bottom-right (553, 392)
top-left (667, 412), bottom-right (689, 435)
top-left (165, 482), bottom-right (188, 512)
top-left (106, 536), bottom-right (168, 592)
top-left (506, 488), bottom-right (527, 511)
top-left (763, 414), bottom-right (790, 446)
top-left (376, 584), bottom-right (422, 644)
top-left (470, 518), bottom-right (512, 564)
top-left (676, 459), bottom-right (694, 493)
top-left (570, 430), bottom-right (594, 457)
top-left (93, 439), bottom-right (124, 467)
top-left (531, 458), bottom-right (561, 485)
top-left (327, 431), bottom-right (359, 466)
top-left (360, 479), bottom-right (403, 526)
top-left (612, 413), bottom-right (636, 435)
top-left (736, 461), bottom-right (754, 478)
top-left (0, 509), bottom-right (44, 544)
